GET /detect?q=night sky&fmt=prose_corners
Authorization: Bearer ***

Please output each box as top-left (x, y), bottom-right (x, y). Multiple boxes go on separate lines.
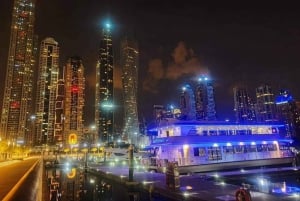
top-left (1, 1), bottom-right (300, 127)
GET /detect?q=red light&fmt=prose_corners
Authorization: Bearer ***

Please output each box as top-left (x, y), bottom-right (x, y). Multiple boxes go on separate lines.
top-left (71, 85), bottom-right (79, 93)
top-left (10, 101), bottom-right (20, 109)
top-left (20, 12), bottom-right (28, 18)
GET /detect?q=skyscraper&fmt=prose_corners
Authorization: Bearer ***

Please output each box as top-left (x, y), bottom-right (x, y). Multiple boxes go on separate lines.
top-left (0, 0), bottom-right (36, 143)
top-left (255, 84), bottom-right (276, 122)
top-left (275, 89), bottom-right (298, 138)
top-left (95, 23), bottom-right (114, 143)
top-left (180, 84), bottom-right (196, 120)
top-left (35, 38), bottom-right (59, 145)
top-left (194, 76), bottom-right (217, 121)
top-left (120, 38), bottom-right (139, 144)
top-left (54, 79), bottom-right (64, 145)
top-left (63, 57), bottom-right (85, 145)
top-left (233, 87), bottom-right (256, 123)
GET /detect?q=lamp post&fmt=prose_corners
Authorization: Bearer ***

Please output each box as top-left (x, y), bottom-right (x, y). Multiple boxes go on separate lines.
top-left (97, 143), bottom-right (100, 155)
top-left (128, 144), bottom-right (134, 182)
top-left (83, 143), bottom-right (88, 173)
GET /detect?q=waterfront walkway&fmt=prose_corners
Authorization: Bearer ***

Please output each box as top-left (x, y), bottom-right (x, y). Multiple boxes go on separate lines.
top-left (89, 164), bottom-right (300, 201)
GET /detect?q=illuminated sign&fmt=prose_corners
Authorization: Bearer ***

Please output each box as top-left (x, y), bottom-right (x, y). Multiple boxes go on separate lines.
top-left (69, 133), bottom-right (77, 145)
top-left (67, 168), bottom-right (76, 179)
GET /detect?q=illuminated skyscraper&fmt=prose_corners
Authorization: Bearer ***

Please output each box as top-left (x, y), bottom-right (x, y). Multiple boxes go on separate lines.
top-left (180, 84), bottom-right (196, 120)
top-left (275, 89), bottom-right (298, 138)
top-left (255, 84), bottom-right (276, 122)
top-left (54, 79), bottom-right (64, 145)
top-left (35, 38), bottom-right (59, 145)
top-left (63, 57), bottom-right (85, 145)
top-left (120, 38), bottom-right (139, 144)
top-left (194, 76), bottom-right (216, 121)
top-left (95, 23), bottom-right (114, 143)
top-left (0, 0), bottom-right (36, 142)
top-left (233, 87), bottom-right (256, 123)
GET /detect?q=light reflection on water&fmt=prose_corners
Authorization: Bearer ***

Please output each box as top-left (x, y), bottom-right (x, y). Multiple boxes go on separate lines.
top-left (213, 168), bottom-right (300, 196)
top-left (45, 164), bottom-right (114, 201)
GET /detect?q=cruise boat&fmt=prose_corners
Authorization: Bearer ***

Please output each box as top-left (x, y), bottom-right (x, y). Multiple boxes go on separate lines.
top-left (144, 118), bottom-right (295, 174)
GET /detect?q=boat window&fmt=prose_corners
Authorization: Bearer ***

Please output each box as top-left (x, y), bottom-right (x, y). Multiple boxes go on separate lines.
top-left (228, 130), bottom-right (235, 135)
top-left (257, 144), bottom-right (268, 152)
top-left (218, 130), bottom-right (227, 136)
top-left (209, 130), bottom-right (218, 136)
top-left (199, 148), bottom-right (206, 156)
top-left (223, 146), bottom-right (234, 153)
top-left (244, 145), bottom-right (257, 152)
top-left (193, 147), bottom-right (206, 157)
top-left (271, 127), bottom-right (278, 133)
top-left (234, 145), bottom-right (244, 153)
top-left (207, 147), bottom-right (222, 161)
top-left (267, 144), bottom-right (277, 151)
top-left (279, 144), bottom-right (290, 150)
top-left (193, 147), bottom-right (199, 156)
top-left (236, 130), bottom-right (247, 135)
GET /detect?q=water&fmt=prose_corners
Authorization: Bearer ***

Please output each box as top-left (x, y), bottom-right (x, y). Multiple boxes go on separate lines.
top-left (44, 162), bottom-right (167, 201)
top-left (210, 166), bottom-right (300, 196)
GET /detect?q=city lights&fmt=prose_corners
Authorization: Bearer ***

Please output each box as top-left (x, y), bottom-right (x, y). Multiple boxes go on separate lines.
top-left (1, 2), bottom-right (300, 201)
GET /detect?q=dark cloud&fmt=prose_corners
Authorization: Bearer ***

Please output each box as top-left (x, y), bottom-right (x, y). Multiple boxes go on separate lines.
top-left (143, 41), bottom-right (208, 93)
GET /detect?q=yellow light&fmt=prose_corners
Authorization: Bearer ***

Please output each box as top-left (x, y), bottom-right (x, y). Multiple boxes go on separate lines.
top-left (67, 168), bottom-right (76, 179)
top-left (68, 133), bottom-right (77, 145)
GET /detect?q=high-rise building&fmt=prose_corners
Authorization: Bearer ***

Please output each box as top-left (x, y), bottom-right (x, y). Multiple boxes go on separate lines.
top-left (275, 89), bottom-right (299, 138)
top-left (63, 57), bottom-right (85, 145)
top-left (95, 23), bottom-right (114, 143)
top-left (180, 84), bottom-right (196, 120)
top-left (194, 76), bottom-right (217, 121)
top-left (120, 38), bottom-right (139, 144)
top-left (35, 38), bottom-right (59, 145)
top-left (54, 79), bottom-right (64, 145)
top-left (0, 0), bottom-right (36, 143)
top-left (233, 87), bottom-right (256, 123)
top-left (255, 84), bottom-right (276, 122)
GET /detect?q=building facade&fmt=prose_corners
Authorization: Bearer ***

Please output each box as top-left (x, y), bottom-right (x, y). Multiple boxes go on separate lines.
top-left (275, 89), bottom-right (299, 138)
top-left (120, 38), bottom-right (139, 144)
top-left (63, 57), bottom-right (85, 146)
top-left (0, 0), bottom-right (36, 143)
top-left (255, 84), bottom-right (276, 122)
top-left (35, 37), bottom-right (59, 145)
top-left (194, 76), bottom-right (216, 121)
top-left (95, 23), bottom-right (114, 143)
top-left (180, 84), bottom-right (196, 120)
top-left (233, 87), bottom-right (256, 123)
top-left (54, 79), bottom-right (64, 145)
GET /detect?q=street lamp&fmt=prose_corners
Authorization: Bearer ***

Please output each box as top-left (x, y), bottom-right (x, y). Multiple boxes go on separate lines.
top-left (97, 143), bottom-right (100, 155)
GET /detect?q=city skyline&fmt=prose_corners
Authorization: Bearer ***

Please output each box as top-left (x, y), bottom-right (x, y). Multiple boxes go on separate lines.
top-left (1, 1), bottom-right (300, 126)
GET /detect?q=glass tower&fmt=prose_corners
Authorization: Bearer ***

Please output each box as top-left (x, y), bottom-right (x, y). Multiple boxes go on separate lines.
top-left (0, 0), bottom-right (36, 143)
top-left (120, 38), bottom-right (139, 144)
top-left (95, 23), bottom-right (114, 143)
top-left (35, 38), bottom-right (59, 145)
